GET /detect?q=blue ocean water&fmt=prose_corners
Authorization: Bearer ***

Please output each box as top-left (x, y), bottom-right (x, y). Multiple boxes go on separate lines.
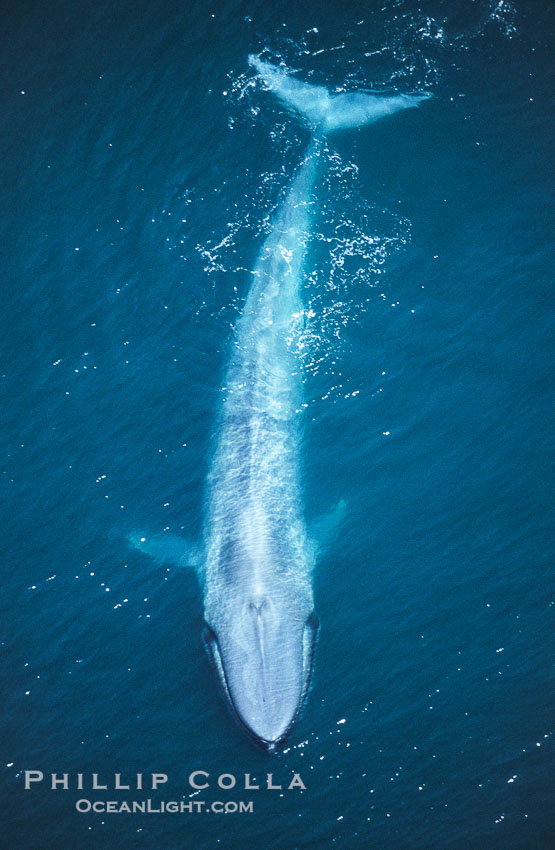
top-left (1, 0), bottom-right (553, 847)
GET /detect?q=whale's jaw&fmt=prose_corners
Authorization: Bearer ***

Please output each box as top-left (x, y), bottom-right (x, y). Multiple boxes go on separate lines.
top-left (202, 610), bottom-right (319, 751)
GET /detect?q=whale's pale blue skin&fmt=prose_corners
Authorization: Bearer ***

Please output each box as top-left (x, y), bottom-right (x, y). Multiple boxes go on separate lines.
top-left (129, 57), bottom-right (431, 751)
top-left (248, 55), bottom-right (432, 133)
top-left (201, 60), bottom-right (431, 750)
top-left (202, 143), bottom-right (320, 749)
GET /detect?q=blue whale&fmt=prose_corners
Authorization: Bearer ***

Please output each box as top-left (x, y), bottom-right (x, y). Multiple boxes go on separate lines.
top-left (131, 56), bottom-right (431, 750)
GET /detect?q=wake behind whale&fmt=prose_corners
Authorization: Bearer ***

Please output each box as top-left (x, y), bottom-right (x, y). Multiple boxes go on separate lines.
top-left (131, 56), bottom-right (431, 750)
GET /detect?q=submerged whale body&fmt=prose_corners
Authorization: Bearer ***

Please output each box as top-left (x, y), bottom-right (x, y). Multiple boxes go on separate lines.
top-left (131, 57), bottom-right (431, 750)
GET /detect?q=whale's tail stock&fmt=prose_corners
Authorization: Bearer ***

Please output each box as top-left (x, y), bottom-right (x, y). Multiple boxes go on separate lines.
top-left (248, 54), bottom-right (431, 134)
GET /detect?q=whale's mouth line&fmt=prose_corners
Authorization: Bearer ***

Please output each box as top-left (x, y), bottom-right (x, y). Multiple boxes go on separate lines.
top-left (202, 623), bottom-right (284, 751)
top-left (202, 613), bottom-right (319, 752)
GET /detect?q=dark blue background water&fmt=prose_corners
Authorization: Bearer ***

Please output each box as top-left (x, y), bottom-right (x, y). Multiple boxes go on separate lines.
top-left (1, 1), bottom-right (553, 847)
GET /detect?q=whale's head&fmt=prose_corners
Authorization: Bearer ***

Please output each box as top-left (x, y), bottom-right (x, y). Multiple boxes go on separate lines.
top-left (203, 594), bottom-right (319, 750)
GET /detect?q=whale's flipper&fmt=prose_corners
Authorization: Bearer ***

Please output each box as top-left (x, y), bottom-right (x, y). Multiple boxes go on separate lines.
top-left (128, 531), bottom-right (202, 571)
top-left (248, 55), bottom-right (432, 133)
top-left (310, 499), bottom-right (347, 556)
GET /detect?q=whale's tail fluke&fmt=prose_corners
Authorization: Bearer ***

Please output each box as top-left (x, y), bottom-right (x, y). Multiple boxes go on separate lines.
top-left (248, 55), bottom-right (431, 134)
